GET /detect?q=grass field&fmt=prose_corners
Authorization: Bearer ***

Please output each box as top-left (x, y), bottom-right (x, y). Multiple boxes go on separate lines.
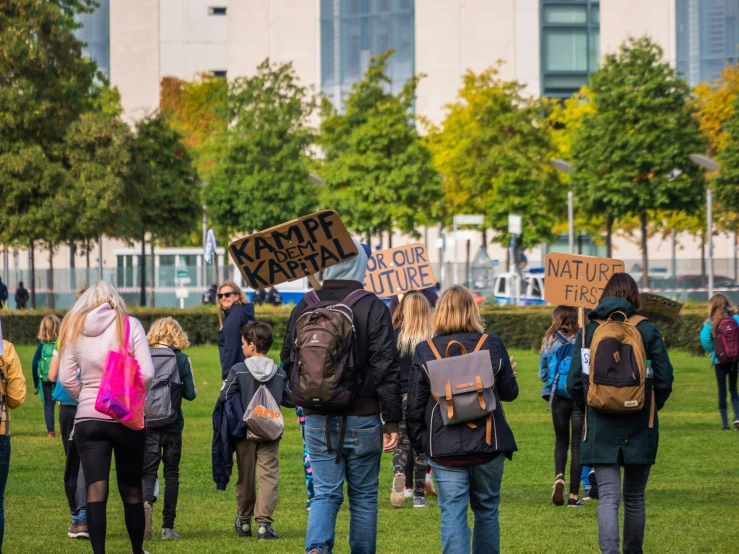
top-left (5, 344), bottom-right (739, 553)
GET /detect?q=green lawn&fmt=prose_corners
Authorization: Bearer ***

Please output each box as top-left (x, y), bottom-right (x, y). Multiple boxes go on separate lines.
top-left (5, 345), bottom-right (738, 553)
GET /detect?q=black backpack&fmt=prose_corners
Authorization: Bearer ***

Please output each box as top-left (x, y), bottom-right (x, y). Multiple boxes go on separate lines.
top-left (145, 346), bottom-right (183, 429)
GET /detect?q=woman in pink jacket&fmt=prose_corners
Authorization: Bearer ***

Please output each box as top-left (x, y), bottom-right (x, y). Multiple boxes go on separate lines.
top-left (58, 282), bottom-right (154, 554)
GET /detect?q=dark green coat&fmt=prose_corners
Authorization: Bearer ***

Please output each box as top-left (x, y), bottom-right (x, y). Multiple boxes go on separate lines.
top-left (567, 297), bottom-right (674, 465)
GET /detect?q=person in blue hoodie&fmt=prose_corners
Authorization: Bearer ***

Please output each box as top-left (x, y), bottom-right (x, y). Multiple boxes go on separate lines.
top-left (220, 321), bottom-right (293, 541)
top-left (700, 293), bottom-right (739, 430)
top-left (217, 281), bottom-right (255, 381)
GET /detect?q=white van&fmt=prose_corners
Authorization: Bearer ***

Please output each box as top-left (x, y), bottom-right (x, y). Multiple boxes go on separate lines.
top-left (493, 269), bottom-right (547, 306)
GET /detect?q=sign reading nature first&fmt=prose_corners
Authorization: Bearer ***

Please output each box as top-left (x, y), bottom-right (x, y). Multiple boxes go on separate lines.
top-left (228, 211), bottom-right (358, 290)
top-left (544, 253), bottom-right (625, 309)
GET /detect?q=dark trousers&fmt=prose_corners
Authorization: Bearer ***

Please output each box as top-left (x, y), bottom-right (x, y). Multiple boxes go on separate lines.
top-left (142, 430), bottom-right (183, 530)
top-left (714, 362), bottom-right (739, 411)
top-left (42, 381), bottom-right (55, 433)
top-left (59, 405), bottom-right (86, 515)
top-left (0, 436), bottom-right (10, 554)
top-left (551, 395), bottom-right (584, 496)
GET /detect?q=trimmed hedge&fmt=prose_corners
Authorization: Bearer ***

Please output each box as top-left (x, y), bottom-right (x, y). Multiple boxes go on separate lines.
top-left (0, 304), bottom-right (708, 357)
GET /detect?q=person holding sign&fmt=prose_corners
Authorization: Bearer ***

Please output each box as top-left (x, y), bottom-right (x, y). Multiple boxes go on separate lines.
top-left (539, 306), bottom-right (584, 507)
top-left (217, 282), bottom-right (255, 381)
top-left (567, 274), bottom-right (674, 554)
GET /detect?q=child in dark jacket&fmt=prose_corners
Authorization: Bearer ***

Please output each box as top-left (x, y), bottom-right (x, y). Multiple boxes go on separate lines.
top-left (220, 321), bottom-right (293, 541)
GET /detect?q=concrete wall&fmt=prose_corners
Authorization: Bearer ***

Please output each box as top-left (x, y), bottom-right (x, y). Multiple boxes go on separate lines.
top-left (601, 0), bottom-right (676, 63)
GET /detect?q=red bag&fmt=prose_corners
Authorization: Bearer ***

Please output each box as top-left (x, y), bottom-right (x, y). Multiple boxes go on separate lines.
top-left (715, 316), bottom-right (739, 364)
top-left (94, 317), bottom-right (146, 430)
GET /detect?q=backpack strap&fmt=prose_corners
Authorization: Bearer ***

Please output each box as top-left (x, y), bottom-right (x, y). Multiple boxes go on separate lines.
top-left (628, 315), bottom-right (647, 327)
top-left (445, 340), bottom-right (468, 358)
top-left (304, 290), bottom-right (321, 307)
top-left (473, 334), bottom-right (488, 352)
top-left (427, 339), bottom-right (442, 360)
top-left (341, 289), bottom-right (372, 309)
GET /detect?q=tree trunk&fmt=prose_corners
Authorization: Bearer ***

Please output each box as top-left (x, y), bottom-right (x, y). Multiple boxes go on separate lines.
top-left (85, 240), bottom-right (90, 286)
top-left (639, 211), bottom-right (649, 289)
top-left (140, 229), bottom-right (146, 307)
top-left (150, 236), bottom-right (156, 308)
top-left (69, 241), bottom-right (76, 293)
top-left (605, 215), bottom-right (613, 259)
top-left (482, 228), bottom-right (488, 248)
top-left (30, 241), bottom-right (36, 309)
top-left (48, 244), bottom-right (55, 310)
top-left (388, 230), bottom-right (393, 249)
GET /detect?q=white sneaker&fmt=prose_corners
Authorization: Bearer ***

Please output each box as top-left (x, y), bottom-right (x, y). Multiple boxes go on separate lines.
top-left (403, 489), bottom-right (414, 498)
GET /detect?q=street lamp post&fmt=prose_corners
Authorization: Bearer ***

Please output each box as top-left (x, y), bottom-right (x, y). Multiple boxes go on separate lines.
top-left (551, 159), bottom-right (574, 254)
top-left (689, 154), bottom-right (720, 300)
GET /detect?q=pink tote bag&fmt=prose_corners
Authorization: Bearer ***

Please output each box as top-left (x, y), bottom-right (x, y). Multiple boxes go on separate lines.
top-left (94, 317), bottom-right (146, 430)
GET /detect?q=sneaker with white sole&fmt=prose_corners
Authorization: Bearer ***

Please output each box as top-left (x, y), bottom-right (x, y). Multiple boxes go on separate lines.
top-left (552, 477), bottom-right (565, 506)
top-left (391, 473), bottom-right (406, 508)
top-left (143, 503), bottom-right (153, 540)
top-left (162, 528), bottom-right (181, 540)
top-left (567, 498), bottom-right (583, 508)
top-left (234, 517), bottom-right (252, 537)
top-left (413, 497), bottom-right (430, 508)
top-left (404, 489), bottom-right (414, 498)
top-left (257, 524), bottom-right (279, 540)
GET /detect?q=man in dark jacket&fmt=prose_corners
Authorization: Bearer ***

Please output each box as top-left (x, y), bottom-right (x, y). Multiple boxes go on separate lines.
top-left (281, 240), bottom-right (401, 554)
top-left (15, 282), bottom-right (28, 310)
top-left (0, 278), bottom-right (7, 309)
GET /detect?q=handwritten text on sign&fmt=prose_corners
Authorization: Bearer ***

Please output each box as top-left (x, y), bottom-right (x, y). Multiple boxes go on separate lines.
top-left (364, 243), bottom-right (436, 297)
top-left (228, 211), bottom-right (358, 290)
top-left (544, 253), bottom-right (625, 309)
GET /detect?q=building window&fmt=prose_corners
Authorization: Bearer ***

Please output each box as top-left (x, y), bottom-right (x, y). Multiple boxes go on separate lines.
top-left (320, 0), bottom-right (414, 111)
top-left (208, 6), bottom-right (227, 16)
top-left (541, 1), bottom-right (600, 98)
top-left (209, 70), bottom-right (227, 77)
top-left (677, 0), bottom-right (739, 87)
top-left (74, 0), bottom-right (110, 79)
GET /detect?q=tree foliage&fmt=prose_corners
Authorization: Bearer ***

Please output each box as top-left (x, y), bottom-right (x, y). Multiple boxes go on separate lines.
top-left (426, 65), bottom-right (561, 250)
top-left (693, 64), bottom-right (739, 155)
top-left (713, 94), bottom-right (739, 229)
top-left (205, 60), bottom-right (317, 237)
top-left (319, 51), bottom-right (441, 240)
top-left (570, 37), bottom-right (705, 284)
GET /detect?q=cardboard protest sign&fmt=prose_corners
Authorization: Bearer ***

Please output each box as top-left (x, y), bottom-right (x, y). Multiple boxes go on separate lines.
top-left (364, 243), bottom-right (436, 298)
top-left (228, 211), bottom-right (358, 290)
top-left (544, 253), bottom-right (625, 309)
top-left (639, 293), bottom-right (683, 325)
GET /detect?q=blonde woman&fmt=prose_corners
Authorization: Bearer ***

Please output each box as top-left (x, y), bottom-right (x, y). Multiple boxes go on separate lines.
top-left (406, 286), bottom-right (519, 554)
top-left (33, 314), bottom-right (60, 436)
top-left (390, 291), bottom-right (433, 509)
top-left (217, 281), bottom-right (254, 380)
top-left (700, 293), bottom-right (739, 430)
top-left (58, 281), bottom-right (154, 554)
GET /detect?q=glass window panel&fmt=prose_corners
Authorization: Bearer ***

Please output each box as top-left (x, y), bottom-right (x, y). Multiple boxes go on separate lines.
top-left (372, 15), bottom-right (392, 56)
top-left (361, 0), bottom-right (370, 14)
top-left (544, 74), bottom-right (588, 89)
top-left (543, 6), bottom-right (587, 24)
top-left (701, 58), bottom-right (726, 83)
top-left (321, 0), bottom-right (334, 19)
top-left (589, 28), bottom-right (600, 70)
top-left (377, 0), bottom-right (391, 12)
top-left (544, 29), bottom-right (588, 72)
top-left (590, 4), bottom-right (600, 24)
top-left (344, 0), bottom-right (361, 16)
top-left (321, 20), bottom-right (335, 86)
top-left (397, 0), bottom-right (411, 10)
top-left (361, 16), bottom-right (370, 49)
top-left (342, 17), bottom-right (362, 83)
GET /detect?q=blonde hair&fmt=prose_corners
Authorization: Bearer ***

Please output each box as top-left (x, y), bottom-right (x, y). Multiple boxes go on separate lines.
top-left (59, 281), bottom-right (127, 351)
top-left (709, 293), bottom-right (734, 334)
top-left (541, 306), bottom-right (579, 352)
top-left (433, 285), bottom-right (484, 335)
top-left (396, 292), bottom-right (433, 357)
top-left (218, 281), bottom-right (248, 306)
top-left (148, 317), bottom-right (190, 350)
top-left (38, 315), bottom-right (61, 343)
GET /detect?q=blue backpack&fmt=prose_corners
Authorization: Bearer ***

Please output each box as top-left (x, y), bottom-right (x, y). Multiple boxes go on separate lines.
top-left (545, 332), bottom-right (574, 408)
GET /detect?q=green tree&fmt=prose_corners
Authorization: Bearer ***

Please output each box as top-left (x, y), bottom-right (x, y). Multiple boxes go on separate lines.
top-left (134, 114), bottom-right (201, 306)
top-left (205, 60), bottom-right (317, 238)
top-left (426, 65), bottom-right (561, 251)
top-left (319, 52), bottom-right (441, 242)
top-left (571, 37), bottom-right (705, 286)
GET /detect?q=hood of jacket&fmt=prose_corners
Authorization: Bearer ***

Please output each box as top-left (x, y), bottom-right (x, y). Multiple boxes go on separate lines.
top-left (82, 303), bottom-right (118, 337)
top-left (225, 303), bottom-right (252, 319)
top-left (589, 296), bottom-right (638, 321)
top-left (323, 238), bottom-right (368, 282)
top-left (245, 356), bottom-right (279, 382)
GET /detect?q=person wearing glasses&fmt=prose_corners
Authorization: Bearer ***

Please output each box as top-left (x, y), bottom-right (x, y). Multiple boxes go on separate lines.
top-left (217, 281), bottom-right (255, 381)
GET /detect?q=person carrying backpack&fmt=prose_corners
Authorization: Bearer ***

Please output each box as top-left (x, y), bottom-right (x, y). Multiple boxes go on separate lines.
top-left (567, 273), bottom-right (674, 554)
top-left (32, 315), bottom-right (60, 437)
top-left (700, 293), bottom-right (739, 430)
top-left (142, 317), bottom-right (197, 541)
top-left (539, 306), bottom-right (584, 507)
top-left (281, 240), bottom-right (401, 554)
top-left (220, 321), bottom-right (293, 541)
top-left (407, 285), bottom-right (518, 554)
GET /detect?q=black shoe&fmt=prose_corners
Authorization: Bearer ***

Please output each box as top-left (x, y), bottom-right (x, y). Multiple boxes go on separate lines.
top-left (567, 498), bottom-right (583, 508)
top-left (257, 524), bottom-right (279, 540)
top-left (234, 517), bottom-right (252, 537)
top-left (588, 471), bottom-right (599, 500)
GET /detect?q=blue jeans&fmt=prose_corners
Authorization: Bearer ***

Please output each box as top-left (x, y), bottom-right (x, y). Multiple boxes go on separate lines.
top-left (429, 455), bottom-right (505, 554)
top-left (0, 436), bottom-right (10, 553)
top-left (304, 414), bottom-right (382, 554)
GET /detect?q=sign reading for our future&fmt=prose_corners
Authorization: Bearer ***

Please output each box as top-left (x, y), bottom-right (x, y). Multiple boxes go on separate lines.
top-left (228, 211), bottom-right (358, 290)
top-left (364, 243), bottom-right (436, 298)
top-left (544, 253), bottom-right (625, 309)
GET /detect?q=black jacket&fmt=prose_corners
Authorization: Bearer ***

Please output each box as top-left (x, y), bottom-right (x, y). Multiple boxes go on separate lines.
top-left (406, 332), bottom-right (519, 461)
top-left (219, 359), bottom-right (295, 411)
top-left (218, 303), bottom-right (255, 380)
top-left (394, 328), bottom-right (413, 395)
top-left (280, 280), bottom-right (402, 433)
top-left (211, 393), bottom-right (246, 490)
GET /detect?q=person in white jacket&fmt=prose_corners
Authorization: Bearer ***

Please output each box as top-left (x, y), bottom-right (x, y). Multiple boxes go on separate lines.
top-left (58, 281), bottom-right (154, 554)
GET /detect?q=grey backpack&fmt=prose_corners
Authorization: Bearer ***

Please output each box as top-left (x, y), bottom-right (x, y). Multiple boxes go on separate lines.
top-left (145, 346), bottom-right (182, 429)
top-left (427, 335), bottom-right (496, 426)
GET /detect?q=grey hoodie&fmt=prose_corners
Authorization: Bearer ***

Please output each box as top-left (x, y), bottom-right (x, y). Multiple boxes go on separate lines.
top-left (323, 238), bottom-right (368, 283)
top-left (245, 356), bottom-right (278, 382)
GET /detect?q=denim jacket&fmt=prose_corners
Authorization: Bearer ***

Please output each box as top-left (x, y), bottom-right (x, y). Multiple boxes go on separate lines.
top-left (539, 333), bottom-right (575, 399)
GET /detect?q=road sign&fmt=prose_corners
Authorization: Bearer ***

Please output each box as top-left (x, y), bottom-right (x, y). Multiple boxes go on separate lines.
top-left (508, 214), bottom-right (522, 235)
top-left (453, 214), bottom-right (484, 225)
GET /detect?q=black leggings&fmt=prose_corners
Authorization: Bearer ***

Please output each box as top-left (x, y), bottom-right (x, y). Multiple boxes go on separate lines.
top-left (74, 420), bottom-right (146, 554)
top-left (715, 362), bottom-right (739, 411)
top-left (551, 395), bottom-right (583, 496)
top-left (42, 381), bottom-right (55, 433)
top-left (59, 405), bottom-right (86, 515)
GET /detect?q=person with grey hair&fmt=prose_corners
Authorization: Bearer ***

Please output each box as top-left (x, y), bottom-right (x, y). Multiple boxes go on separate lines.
top-left (281, 240), bottom-right (402, 554)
